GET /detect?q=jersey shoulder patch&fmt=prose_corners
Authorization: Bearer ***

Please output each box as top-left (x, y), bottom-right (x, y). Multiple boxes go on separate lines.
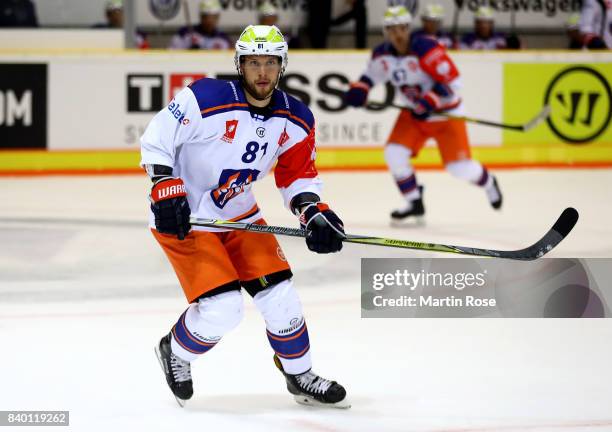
top-left (188, 78), bottom-right (247, 118)
top-left (410, 35), bottom-right (440, 57)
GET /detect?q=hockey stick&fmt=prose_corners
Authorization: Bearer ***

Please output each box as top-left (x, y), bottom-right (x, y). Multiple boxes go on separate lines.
top-left (190, 207), bottom-right (578, 261)
top-left (368, 101), bottom-right (551, 132)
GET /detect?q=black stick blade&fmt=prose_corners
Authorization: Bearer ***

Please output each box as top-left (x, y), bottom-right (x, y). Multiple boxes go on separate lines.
top-left (552, 207), bottom-right (579, 238)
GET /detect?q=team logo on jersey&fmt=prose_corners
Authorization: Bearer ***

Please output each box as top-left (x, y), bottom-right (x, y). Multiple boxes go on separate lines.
top-left (392, 68), bottom-right (408, 84)
top-left (277, 128), bottom-right (290, 146)
top-left (256, 127), bottom-right (265, 138)
top-left (211, 168), bottom-right (260, 208)
top-left (221, 120), bottom-right (239, 143)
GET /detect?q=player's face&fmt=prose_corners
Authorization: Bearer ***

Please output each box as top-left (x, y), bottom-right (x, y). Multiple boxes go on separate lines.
top-left (259, 15), bottom-right (278, 26)
top-left (240, 55), bottom-right (282, 101)
top-left (475, 19), bottom-right (493, 38)
top-left (386, 24), bottom-right (411, 53)
top-left (200, 13), bottom-right (219, 33)
top-left (422, 18), bottom-right (440, 35)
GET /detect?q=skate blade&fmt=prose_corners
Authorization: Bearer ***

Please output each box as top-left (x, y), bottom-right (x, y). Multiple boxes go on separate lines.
top-left (293, 394), bottom-right (352, 409)
top-left (154, 346), bottom-right (186, 408)
top-left (390, 216), bottom-right (426, 228)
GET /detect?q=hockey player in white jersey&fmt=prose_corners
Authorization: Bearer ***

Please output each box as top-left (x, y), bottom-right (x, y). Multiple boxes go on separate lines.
top-left (580, 0), bottom-right (612, 48)
top-left (142, 25), bottom-right (349, 408)
top-left (345, 6), bottom-right (502, 222)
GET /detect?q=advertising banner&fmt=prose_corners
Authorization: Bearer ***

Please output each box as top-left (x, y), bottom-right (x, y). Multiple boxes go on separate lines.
top-left (0, 64), bottom-right (47, 149)
top-left (504, 63), bottom-right (612, 145)
top-left (1, 51), bottom-right (611, 173)
top-left (32, 0), bottom-right (581, 31)
top-left (43, 51), bottom-right (499, 153)
top-left (134, 0), bottom-right (580, 31)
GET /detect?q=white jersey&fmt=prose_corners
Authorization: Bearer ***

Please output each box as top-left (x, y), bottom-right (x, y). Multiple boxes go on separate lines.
top-left (140, 78), bottom-right (322, 231)
top-left (580, 0), bottom-right (612, 48)
top-left (357, 36), bottom-right (463, 119)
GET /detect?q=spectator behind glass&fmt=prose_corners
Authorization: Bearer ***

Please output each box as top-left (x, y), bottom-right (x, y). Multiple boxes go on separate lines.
top-left (169, 0), bottom-right (231, 50)
top-left (411, 4), bottom-right (456, 49)
top-left (330, 0), bottom-right (367, 48)
top-left (0, 0), bottom-right (38, 27)
top-left (94, 0), bottom-right (124, 28)
top-left (257, 1), bottom-right (300, 48)
top-left (459, 6), bottom-right (517, 50)
top-left (93, 0), bottom-right (149, 49)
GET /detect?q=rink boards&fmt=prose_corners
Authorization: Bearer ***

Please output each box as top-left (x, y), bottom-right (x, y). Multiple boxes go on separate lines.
top-left (0, 50), bottom-right (611, 174)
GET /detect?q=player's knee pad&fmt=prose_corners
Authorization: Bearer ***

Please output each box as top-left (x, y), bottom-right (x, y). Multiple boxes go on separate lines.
top-left (253, 279), bottom-right (304, 333)
top-left (171, 290), bottom-right (244, 361)
top-left (192, 290), bottom-right (244, 335)
top-left (445, 159), bottom-right (483, 183)
top-left (384, 143), bottom-right (413, 177)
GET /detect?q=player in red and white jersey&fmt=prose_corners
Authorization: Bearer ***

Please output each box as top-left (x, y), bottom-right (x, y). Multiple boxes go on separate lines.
top-left (142, 25), bottom-right (348, 408)
top-left (345, 6), bottom-right (502, 222)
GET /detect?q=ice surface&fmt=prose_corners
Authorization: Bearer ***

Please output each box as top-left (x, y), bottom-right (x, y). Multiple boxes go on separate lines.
top-left (1, 170), bottom-right (611, 431)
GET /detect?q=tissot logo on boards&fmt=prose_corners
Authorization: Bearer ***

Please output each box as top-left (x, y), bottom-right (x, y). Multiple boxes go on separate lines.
top-left (0, 64), bottom-right (47, 149)
top-left (127, 74), bottom-right (163, 112)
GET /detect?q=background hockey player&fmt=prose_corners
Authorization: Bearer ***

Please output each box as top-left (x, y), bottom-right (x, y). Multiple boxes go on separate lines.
top-left (459, 7), bottom-right (513, 50)
top-left (567, 14), bottom-right (586, 49)
top-left (344, 6), bottom-right (502, 222)
top-left (141, 25), bottom-right (349, 408)
top-left (579, 0), bottom-right (612, 49)
top-left (168, 0), bottom-right (231, 50)
top-left (256, 1), bottom-right (300, 48)
top-left (411, 4), bottom-right (456, 49)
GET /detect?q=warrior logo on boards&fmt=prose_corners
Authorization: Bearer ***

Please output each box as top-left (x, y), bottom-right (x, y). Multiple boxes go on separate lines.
top-left (211, 168), bottom-right (260, 208)
top-left (544, 66), bottom-right (612, 144)
top-left (221, 120), bottom-right (239, 143)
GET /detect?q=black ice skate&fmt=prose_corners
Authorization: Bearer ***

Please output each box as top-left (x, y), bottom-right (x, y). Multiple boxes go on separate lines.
top-left (273, 354), bottom-right (350, 409)
top-left (154, 333), bottom-right (193, 407)
top-left (488, 176), bottom-right (503, 210)
top-left (391, 185), bottom-right (425, 224)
